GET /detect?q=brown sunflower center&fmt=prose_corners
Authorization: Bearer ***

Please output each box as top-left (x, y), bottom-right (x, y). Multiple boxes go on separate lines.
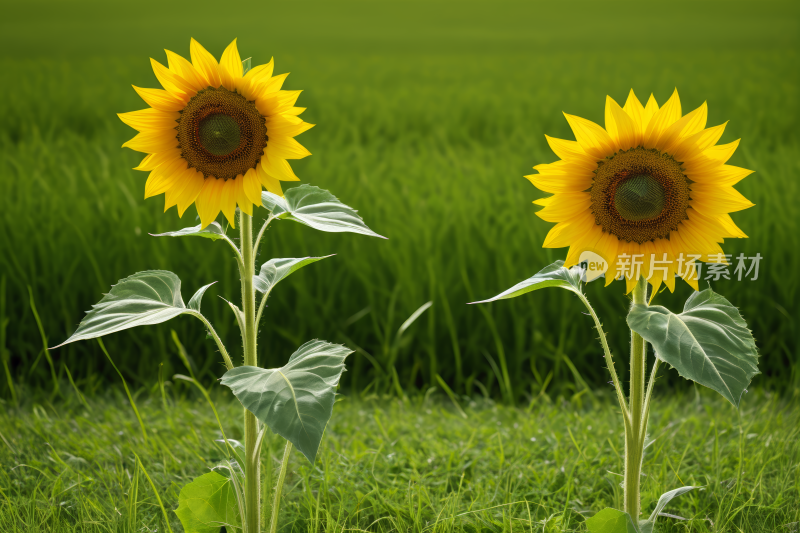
top-left (590, 147), bottom-right (690, 244)
top-left (176, 87), bottom-right (267, 181)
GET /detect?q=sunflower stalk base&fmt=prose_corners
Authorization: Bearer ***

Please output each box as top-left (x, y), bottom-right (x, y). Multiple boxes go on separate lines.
top-left (624, 276), bottom-right (649, 521)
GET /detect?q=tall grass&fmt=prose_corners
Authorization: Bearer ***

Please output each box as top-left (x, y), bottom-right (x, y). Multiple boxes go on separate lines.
top-left (0, 0), bottom-right (798, 399)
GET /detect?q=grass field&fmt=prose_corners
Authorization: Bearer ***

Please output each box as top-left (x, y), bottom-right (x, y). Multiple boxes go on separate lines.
top-left (1, 385), bottom-right (798, 532)
top-left (1, 0), bottom-right (798, 399)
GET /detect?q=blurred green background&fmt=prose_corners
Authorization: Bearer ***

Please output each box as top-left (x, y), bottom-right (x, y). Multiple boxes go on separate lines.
top-left (1, 0), bottom-right (798, 400)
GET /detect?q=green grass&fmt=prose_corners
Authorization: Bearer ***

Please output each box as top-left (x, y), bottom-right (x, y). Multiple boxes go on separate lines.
top-left (0, 0), bottom-right (798, 399)
top-left (0, 385), bottom-right (798, 532)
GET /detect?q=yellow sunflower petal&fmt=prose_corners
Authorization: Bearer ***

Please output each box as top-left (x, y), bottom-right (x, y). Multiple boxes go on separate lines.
top-left (163, 167), bottom-right (196, 212)
top-left (220, 179), bottom-right (238, 227)
top-left (118, 108), bottom-right (179, 132)
top-left (219, 39), bottom-right (242, 92)
top-left (717, 213), bottom-right (748, 238)
top-left (563, 113), bottom-right (616, 160)
top-left (265, 137), bottom-right (311, 160)
top-left (689, 164), bottom-right (753, 186)
top-left (542, 212), bottom-right (596, 248)
top-left (605, 96), bottom-right (637, 151)
top-left (534, 192), bottom-right (591, 222)
top-left (525, 170), bottom-right (593, 193)
top-left (643, 89), bottom-right (681, 148)
top-left (691, 185), bottom-right (755, 214)
top-left (165, 50), bottom-right (208, 92)
top-left (239, 61), bottom-right (275, 100)
top-left (132, 86), bottom-right (186, 112)
top-left (544, 136), bottom-right (598, 170)
top-left (261, 154), bottom-right (300, 182)
top-left (671, 122), bottom-right (727, 162)
top-left (242, 167), bottom-right (263, 204)
top-left (656, 101), bottom-right (708, 153)
top-left (195, 177), bottom-right (224, 228)
top-left (622, 89), bottom-right (645, 145)
top-left (122, 130), bottom-right (179, 153)
top-left (150, 58), bottom-right (194, 99)
top-left (190, 38), bottom-right (222, 88)
top-left (144, 159), bottom-right (188, 199)
top-left (234, 176), bottom-right (254, 216)
top-left (176, 170), bottom-right (205, 217)
top-left (642, 93), bottom-right (659, 130)
top-left (257, 163), bottom-right (285, 195)
top-left (134, 149), bottom-right (180, 171)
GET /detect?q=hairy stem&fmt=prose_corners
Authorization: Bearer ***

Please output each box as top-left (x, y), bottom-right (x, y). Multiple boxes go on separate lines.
top-left (269, 440), bottom-right (293, 533)
top-left (624, 276), bottom-right (648, 520)
top-left (576, 292), bottom-right (630, 426)
top-left (240, 211), bottom-right (260, 533)
top-left (190, 312), bottom-right (234, 370)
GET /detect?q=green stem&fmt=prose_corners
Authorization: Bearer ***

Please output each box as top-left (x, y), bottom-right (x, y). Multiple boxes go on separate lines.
top-left (240, 211), bottom-right (260, 533)
top-left (269, 440), bottom-right (293, 533)
top-left (624, 276), bottom-right (648, 520)
top-left (576, 292), bottom-right (630, 425)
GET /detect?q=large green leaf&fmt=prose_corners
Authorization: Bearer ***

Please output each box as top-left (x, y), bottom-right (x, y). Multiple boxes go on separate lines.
top-left (220, 340), bottom-right (353, 462)
top-left (150, 222), bottom-right (229, 241)
top-left (469, 260), bottom-right (583, 304)
top-left (253, 256), bottom-right (333, 294)
top-left (174, 471), bottom-right (241, 533)
top-left (262, 185), bottom-right (386, 238)
top-left (627, 289), bottom-right (759, 407)
top-left (639, 486), bottom-right (698, 533)
top-left (52, 271), bottom-right (213, 347)
top-left (585, 508), bottom-right (639, 533)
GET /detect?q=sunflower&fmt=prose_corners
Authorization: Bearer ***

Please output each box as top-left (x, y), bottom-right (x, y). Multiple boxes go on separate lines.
top-left (119, 38), bottom-right (313, 228)
top-left (527, 89), bottom-right (754, 293)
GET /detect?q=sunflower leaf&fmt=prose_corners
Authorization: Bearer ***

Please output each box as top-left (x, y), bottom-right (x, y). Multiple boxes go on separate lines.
top-left (638, 486), bottom-right (699, 533)
top-left (150, 222), bottom-right (228, 241)
top-left (261, 185), bottom-right (386, 239)
top-left (627, 289), bottom-right (759, 407)
top-left (220, 340), bottom-right (353, 463)
top-left (469, 260), bottom-right (583, 304)
top-left (174, 471), bottom-right (241, 533)
top-left (253, 256), bottom-right (334, 294)
top-left (585, 508), bottom-right (640, 533)
top-left (52, 271), bottom-right (212, 348)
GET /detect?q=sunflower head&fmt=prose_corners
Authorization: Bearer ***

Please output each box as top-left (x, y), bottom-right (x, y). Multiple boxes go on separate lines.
top-left (119, 38), bottom-right (314, 228)
top-left (527, 89), bottom-right (754, 294)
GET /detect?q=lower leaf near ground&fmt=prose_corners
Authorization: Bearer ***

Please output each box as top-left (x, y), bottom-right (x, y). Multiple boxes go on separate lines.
top-left (220, 340), bottom-right (353, 462)
top-left (174, 471), bottom-right (241, 533)
top-left (585, 508), bottom-right (640, 533)
top-left (627, 288), bottom-right (759, 407)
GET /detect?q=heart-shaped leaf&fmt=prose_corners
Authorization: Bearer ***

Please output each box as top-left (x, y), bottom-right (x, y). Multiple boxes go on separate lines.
top-left (262, 185), bottom-right (385, 238)
top-left (638, 486), bottom-right (698, 533)
top-left (174, 471), bottom-right (241, 533)
top-left (585, 508), bottom-right (640, 533)
top-left (53, 271), bottom-right (213, 347)
top-left (151, 222), bottom-right (228, 241)
top-left (627, 289), bottom-right (759, 407)
top-left (253, 256), bottom-right (333, 294)
top-left (469, 260), bottom-right (583, 304)
top-left (220, 339), bottom-right (352, 462)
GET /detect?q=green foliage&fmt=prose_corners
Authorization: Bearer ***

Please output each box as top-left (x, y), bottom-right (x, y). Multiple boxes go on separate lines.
top-left (470, 260), bottom-right (583, 303)
top-left (1, 0), bottom-right (798, 397)
top-left (175, 471), bottom-right (241, 533)
top-left (627, 289), bottom-right (759, 407)
top-left (150, 222), bottom-right (229, 242)
top-left (262, 185), bottom-right (385, 239)
top-left (585, 508), bottom-right (639, 533)
top-left (53, 271), bottom-right (214, 347)
top-left (221, 340), bottom-right (352, 462)
top-left (253, 256), bottom-right (333, 295)
top-left (638, 486), bottom-right (698, 533)
top-left (1, 390), bottom-right (797, 531)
